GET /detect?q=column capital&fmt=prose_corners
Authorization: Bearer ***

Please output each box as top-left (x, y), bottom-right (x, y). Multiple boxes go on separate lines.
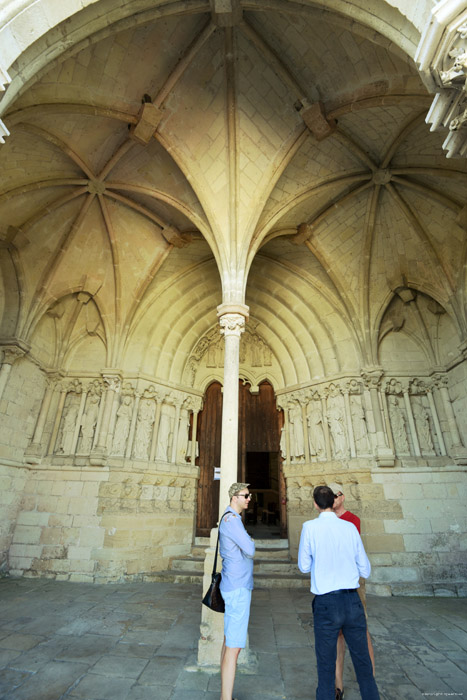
top-left (432, 371), bottom-right (449, 390)
top-left (361, 367), bottom-right (384, 390)
top-left (218, 312), bottom-right (247, 338)
top-left (0, 341), bottom-right (28, 365)
top-left (101, 371), bottom-right (122, 392)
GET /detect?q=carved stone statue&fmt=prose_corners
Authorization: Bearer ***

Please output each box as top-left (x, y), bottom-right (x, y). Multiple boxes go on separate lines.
top-left (351, 398), bottom-right (370, 454)
top-left (327, 403), bottom-right (348, 458)
top-left (388, 395), bottom-right (410, 454)
top-left (288, 401), bottom-right (305, 460)
top-left (412, 398), bottom-right (435, 453)
top-left (112, 395), bottom-right (133, 456)
top-left (156, 403), bottom-right (173, 462)
top-left (79, 393), bottom-right (100, 453)
top-left (59, 401), bottom-right (79, 454)
top-left (133, 398), bottom-right (155, 459)
top-left (307, 403), bottom-right (326, 459)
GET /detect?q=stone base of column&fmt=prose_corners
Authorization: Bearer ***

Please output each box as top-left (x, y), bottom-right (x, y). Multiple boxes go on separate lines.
top-left (24, 445), bottom-right (43, 465)
top-left (375, 447), bottom-right (395, 467)
top-left (89, 451), bottom-right (107, 466)
top-left (450, 446), bottom-right (467, 465)
top-left (193, 527), bottom-right (258, 673)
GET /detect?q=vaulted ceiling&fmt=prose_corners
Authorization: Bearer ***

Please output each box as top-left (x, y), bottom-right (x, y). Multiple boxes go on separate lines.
top-left (1, 0), bottom-right (466, 384)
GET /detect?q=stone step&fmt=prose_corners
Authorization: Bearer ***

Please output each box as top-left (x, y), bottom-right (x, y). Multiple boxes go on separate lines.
top-left (189, 546), bottom-right (290, 560)
top-left (144, 569), bottom-right (309, 588)
top-left (169, 556), bottom-right (298, 576)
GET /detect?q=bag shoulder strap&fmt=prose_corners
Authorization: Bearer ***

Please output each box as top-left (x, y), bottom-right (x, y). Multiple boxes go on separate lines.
top-left (212, 512), bottom-right (227, 575)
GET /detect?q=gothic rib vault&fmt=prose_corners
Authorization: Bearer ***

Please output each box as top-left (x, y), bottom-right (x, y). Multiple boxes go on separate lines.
top-left (0, 0), bottom-right (466, 592)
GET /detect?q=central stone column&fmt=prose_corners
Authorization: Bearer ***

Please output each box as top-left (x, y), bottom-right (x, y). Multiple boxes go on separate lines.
top-left (217, 303), bottom-right (248, 514)
top-left (196, 303), bottom-right (255, 672)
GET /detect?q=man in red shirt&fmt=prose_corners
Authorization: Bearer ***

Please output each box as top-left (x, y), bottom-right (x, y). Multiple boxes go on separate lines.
top-left (332, 486), bottom-right (375, 700)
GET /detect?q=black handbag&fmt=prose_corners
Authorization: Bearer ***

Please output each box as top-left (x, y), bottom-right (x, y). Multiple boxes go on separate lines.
top-left (202, 514), bottom-right (226, 613)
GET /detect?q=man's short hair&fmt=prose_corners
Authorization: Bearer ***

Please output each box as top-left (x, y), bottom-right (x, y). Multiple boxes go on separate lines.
top-left (313, 485), bottom-right (335, 509)
top-left (229, 482), bottom-right (250, 500)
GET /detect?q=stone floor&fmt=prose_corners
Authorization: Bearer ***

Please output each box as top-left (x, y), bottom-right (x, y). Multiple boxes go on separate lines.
top-left (0, 578), bottom-right (466, 699)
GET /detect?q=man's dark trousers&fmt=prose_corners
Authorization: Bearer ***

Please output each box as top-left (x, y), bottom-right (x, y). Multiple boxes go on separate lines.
top-left (312, 589), bottom-right (380, 700)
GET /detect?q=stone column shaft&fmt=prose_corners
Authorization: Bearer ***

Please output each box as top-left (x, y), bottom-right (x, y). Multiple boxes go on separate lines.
top-left (191, 409), bottom-right (199, 464)
top-left (321, 397), bottom-right (332, 460)
top-left (427, 390), bottom-right (446, 455)
top-left (149, 400), bottom-right (163, 462)
top-left (48, 388), bottom-right (68, 454)
top-left (403, 390), bottom-right (421, 456)
top-left (30, 381), bottom-right (54, 447)
top-left (343, 391), bottom-right (356, 458)
top-left (126, 395), bottom-right (141, 459)
top-left (72, 390), bottom-right (87, 455)
top-left (171, 403), bottom-right (182, 464)
top-left (439, 384), bottom-right (463, 447)
top-left (217, 305), bottom-right (248, 519)
top-left (301, 402), bottom-right (310, 462)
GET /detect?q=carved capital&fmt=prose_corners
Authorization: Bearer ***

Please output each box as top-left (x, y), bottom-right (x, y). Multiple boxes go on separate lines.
top-left (102, 374), bottom-right (121, 393)
top-left (219, 313), bottom-right (246, 338)
top-left (1, 344), bottom-right (27, 365)
top-left (432, 372), bottom-right (449, 390)
top-left (361, 368), bottom-right (384, 390)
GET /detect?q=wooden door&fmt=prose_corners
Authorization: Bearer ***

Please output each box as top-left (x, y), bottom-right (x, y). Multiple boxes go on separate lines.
top-left (195, 379), bottom-right (286, 536)
top-left (196, 382), bottom-right (222, 537)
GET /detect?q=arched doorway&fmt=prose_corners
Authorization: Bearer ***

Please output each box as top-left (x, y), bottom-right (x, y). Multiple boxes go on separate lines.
top-left (196, 379), bottom-right (286, 538)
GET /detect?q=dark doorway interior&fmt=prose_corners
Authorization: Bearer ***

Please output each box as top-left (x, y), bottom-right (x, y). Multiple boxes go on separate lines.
top-left (244, 450), bottom-right (283, 539)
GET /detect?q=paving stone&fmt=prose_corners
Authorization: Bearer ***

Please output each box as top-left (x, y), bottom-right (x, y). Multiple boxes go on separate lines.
top-left (0, 668), bottom-right (32, 696)
top-left (54, 633), bottom-right (117, 663)
top-left (126, 685), bottom-right (173, 700)
top-left (68, 673), bottom-right (135, 699)
top-left (90, 654), bottom-right (149, 679)
top-left (113, 641), bottom-right (158, 658)
top-left (6, 661), bottom-right (85, 700)
top-left (0, 633), bottom-right (44, 651)
top-left (0, 649), bottom-right (22, 668)
top-left (4, 638), bottom-right (73, 673)
top-left (137, 655), bottom-right (184, 686)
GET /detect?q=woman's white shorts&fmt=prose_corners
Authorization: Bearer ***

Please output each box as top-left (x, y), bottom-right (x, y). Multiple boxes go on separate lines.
top-left (222, 587), bottom-right (252, 649)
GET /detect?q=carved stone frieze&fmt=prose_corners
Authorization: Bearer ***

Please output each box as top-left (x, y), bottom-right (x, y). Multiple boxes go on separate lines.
top-left (186, 323), bottom-right (274, 386)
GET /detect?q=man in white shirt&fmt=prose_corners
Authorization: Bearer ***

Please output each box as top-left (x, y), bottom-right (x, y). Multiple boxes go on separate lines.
top-left (298, 485), bottom-right (379, 700)
top-left (219, 482), bottom-right (255, 700)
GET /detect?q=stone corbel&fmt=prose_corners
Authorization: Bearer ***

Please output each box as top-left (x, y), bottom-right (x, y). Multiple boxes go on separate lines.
top-left (161, 224), bottom-right (192, 248)
top-left (299, 100), bottom-right (337, 141)
top-left (129, 100), bottom-right (163, 144)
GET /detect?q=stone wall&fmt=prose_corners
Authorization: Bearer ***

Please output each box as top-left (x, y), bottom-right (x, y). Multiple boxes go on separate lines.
top-left (7, 462), bottom-right (197, 582)
top-left (286, 464), bottom-right (467, 596)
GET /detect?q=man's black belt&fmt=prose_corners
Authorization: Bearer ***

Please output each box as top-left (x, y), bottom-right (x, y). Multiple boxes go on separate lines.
top-left (319, 588), bottom-right (358, 595)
